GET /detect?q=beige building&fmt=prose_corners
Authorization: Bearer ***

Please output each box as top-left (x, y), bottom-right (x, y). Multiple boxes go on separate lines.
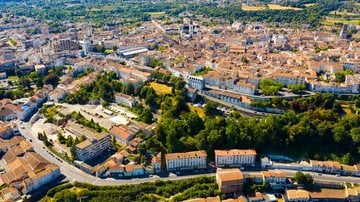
top-left (216, 168), bottom-right (244, 194)
top-left (165, 150), bottom-right (207, 172)
top-left (215, 149), bottom-right (256, 168)
top-left (0, 151), bottom-right (60, 194)
top-left (286, 189), bottom-right (310, 202)
top-left (114, 93), bottom-right (137, 108)
top-left (310, 160), bottom-right (342, 174)
top-left (110, 124), bottom-right (140, 146)
top-left (262, 170), bottom-right (286, 189)
top-left (75, 132), bottom-right (111, 162)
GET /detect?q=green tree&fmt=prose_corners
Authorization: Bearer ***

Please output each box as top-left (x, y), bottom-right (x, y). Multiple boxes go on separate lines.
top-left (260, 78), bottom-right (283, 95)
top-left (294, 171), bottom-right (313, 185)
top-left (288, 84), bottom-right (306, 94)
top-left (43, 73), bottom-right (59, 87)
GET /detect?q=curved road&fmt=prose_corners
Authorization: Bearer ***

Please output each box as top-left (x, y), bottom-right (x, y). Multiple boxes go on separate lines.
top-left (17, 119), bottom-right (360, 186)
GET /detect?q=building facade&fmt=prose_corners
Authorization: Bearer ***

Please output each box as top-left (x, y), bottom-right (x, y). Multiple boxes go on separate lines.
top-left (165, 150), bottom-right (207, 172)
top-left (216, 168), bottom-right (244, 194)
top-left (75, 133), bottom-right (111, 162)
top-left (215, 149), bottom-right (257, 168)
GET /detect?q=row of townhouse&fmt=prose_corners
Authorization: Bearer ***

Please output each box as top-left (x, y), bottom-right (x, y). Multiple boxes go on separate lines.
top-left (310, 160), bottom-right (360, 176)
top-left (152, 149), bottom-right (257, 173)
top-left (95, 158), bottom-right (145, 178)
top-left (188, 59), bottom-right (360, 95)
top-left (20, 85), bottom-right (53, 121)
top-left (286, 186), bottom-right (360, 202)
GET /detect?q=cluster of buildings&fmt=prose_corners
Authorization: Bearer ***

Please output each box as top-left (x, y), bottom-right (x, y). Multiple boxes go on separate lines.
top-left (0, 85), bottom-right (52, 122)
top-left (0, 134), bottom-right (60, 201)
top-left (150, 18), bottom-right (360, 103)
top-left (262, 157), bottom-right (360, 177)
top-left (152, 149), bottom-right (257, 173)
top-left (187, 167), bottom-right (360, 202)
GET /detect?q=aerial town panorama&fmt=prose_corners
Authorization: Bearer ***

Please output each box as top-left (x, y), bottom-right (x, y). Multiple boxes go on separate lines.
top-left (0, 0), bottom-right (359, 201)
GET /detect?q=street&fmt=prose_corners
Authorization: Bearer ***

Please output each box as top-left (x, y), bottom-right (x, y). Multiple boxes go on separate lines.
top-left (17, 117), bottom-right (360, 187)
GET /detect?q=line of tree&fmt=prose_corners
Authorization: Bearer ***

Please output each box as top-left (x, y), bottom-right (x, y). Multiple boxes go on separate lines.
top-left (44, 177), bottom-right (219, 202)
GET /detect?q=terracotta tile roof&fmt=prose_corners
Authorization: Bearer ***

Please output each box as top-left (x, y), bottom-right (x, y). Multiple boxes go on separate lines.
top-left (215, 149), bottom-right (257, 156)
top-left (308, 188), bottom-right (346, 199)
top-left (166, 150), bottom-right (207, 160)
top-left (217, 168), bottom-right (244, 182)
top-left (262, 170), bottom-right (286, 178)
top-left (287, 190), bottom-right (310, 200)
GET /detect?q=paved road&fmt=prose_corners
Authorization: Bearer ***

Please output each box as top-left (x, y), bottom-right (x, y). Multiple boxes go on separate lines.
top-left (18, 119), bottom-right (215, 186)
top-left (17, 117), bottom-right (360, 186)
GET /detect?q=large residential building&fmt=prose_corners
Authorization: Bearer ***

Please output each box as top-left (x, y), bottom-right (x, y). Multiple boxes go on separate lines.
top-left (114, 93), bottom-right (137, 108)
top-left (51, 38), bottom-right (79, 52)
top-left (110, 124), bottom-right (140, 146)
top-left (216, 168), bottom-right (244, 194)
top-left (66, 121), bottom-right (111, 162)
top-left (187, 75), bottom-right (205, 90)
top-left (274, 72), bottom-right (306, 86)
top-left (75, 132), bottom-right (111, 162)
top-left (215, 149), bottom-right (257, 168)
top-left (165, 150), bottom-right (207, 172)
top-left (310, 160), bottom-right (342, 174)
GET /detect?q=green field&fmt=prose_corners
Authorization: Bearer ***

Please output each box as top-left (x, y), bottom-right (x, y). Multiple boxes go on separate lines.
top-left (149, 82), bottom-right (172, 94)
top-left (147, 12), bottom-right (166, 17)
top-left (188, 103), bottom-right (206, 118)
top-left (323, 17), bottom-right (360, 26)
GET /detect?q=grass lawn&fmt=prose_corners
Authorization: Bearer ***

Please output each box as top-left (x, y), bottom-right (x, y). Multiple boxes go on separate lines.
top-left (8, 76), bottom-right (19, 81)
top-left (104, 49), bottom-right (114, 54)
top-left (147, 12), bottom-right (166, 17)
top-left (304, 3), bottom-right (315, 7)
top-left (241, 5), bottom-right (266, 11)
top-left (241, 4), bottom-right (302, 11)
top-left (268, 4), bottom-right (302, 10)
top-left (341, 104), bottom-right (354, 114)
top-left (149, 82), bottom-right (172, 94)
top-left (323, 17), bottom-right (360, 26)
top-left (187, 103), bottom-right (206, 118)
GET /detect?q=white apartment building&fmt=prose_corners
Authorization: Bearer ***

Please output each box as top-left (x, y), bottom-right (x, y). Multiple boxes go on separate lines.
top-left (231, 81), bottom-right (257, 95)
top-left (308, 80), bottom-right (359, 94)
top-left (75, 132), bottom-right (111, 162)
top-left (274, 73), bottom-right (305, 86)
top-left (187, 75), bottom-right (205, 90)
top-left (215, 149), bottom-right (257, 168)
top-left (114, 93), bottom-right (137, 108)
top-left (165, 150), bottom-right (207, 172)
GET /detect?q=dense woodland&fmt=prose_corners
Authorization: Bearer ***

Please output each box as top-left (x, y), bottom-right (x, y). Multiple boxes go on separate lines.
top-left (149, 92), bottom-right (360, 165)
top-left (0, 0), bottom-right (343, 28)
